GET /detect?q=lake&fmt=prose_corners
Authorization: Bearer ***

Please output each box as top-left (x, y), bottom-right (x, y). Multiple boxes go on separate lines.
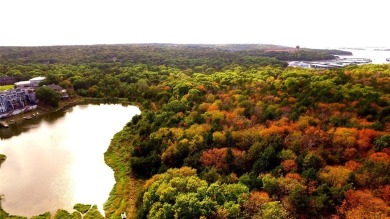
top-left (0, 104), bottom-right (140, 217)
top-left (337, 48), bottom-right (390, 64)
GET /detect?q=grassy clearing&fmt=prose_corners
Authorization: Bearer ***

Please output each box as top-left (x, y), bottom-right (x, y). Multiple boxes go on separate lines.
top-left (0, 85), bottom-right (14, 91)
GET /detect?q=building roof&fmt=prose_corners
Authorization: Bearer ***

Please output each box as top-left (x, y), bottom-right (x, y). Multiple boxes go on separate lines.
top-left (30, 76), bottom-right (46, 81)
top-left (46, 84), bottom-right (63, 91)
top-left (14, 81), bottom-right (31, 86)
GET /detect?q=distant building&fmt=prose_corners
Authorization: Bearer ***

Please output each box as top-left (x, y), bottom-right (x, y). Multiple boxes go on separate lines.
top-left (0, 88), bottom-right (36, 115)
top-left (0, 76), bottom-right (16, 86)
top-left (29, 76), bottom-right (46, 87)
top-left (14, 81), bottom-right (31, 88)
top-left (14, 76), bottom-right (46, 88)
top-left (288, 61), bottom-right (311, 68)
top-left (46, 84), bottom-right (63, 92)
top-left (45, 84), bottom-right (69, 99)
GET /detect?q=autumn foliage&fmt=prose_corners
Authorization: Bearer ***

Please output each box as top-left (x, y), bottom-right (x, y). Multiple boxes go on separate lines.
top-left (2, 45), bottom-right (390, 218)
top-left (3, 47), bottom-right (383, 219)
top-left (338, 189), bottom-right (390, 219)
top-left (116, 63), bottom-right (390, 219)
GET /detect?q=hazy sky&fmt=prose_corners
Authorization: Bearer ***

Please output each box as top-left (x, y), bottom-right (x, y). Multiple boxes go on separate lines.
top-left (1, 0), bottom-right (389, 48)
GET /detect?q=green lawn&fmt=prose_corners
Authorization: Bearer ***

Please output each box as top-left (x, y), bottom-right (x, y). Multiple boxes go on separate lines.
top-left (0, 85), bottom-right (14, 91)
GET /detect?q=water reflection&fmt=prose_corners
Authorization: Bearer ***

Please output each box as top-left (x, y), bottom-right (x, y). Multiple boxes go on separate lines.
top-left (0, 104), bottom-right (140, 217)
top-left (0, 110), bottom-right (67, 140)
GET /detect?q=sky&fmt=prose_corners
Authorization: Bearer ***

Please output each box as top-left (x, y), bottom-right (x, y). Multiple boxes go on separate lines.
top-left (0, 0), bottom-right (389, 48)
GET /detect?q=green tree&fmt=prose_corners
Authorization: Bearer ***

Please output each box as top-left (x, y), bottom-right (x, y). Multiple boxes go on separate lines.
top-left (40, 74), bottom-right (60, 85)
top-left (140, 167), bottom-right (249, 219)
top-left (374, 135), bottom-right (390, 152)
top-left (36, 86), bottom-right (61, 107)
top-left (83, 205), bottom-right (104, 219)
top-left (53, 209), bottom-right (72, 219)
top-left (31, 212), bottom-right (51, 219)
top-left (0, 154), bottom-right (6, 167)
top-left (261, 201), bottom-right (287, 219)
top-left (262, 174), bottom-right (279, 196)
top-left (162, 100), bottom-right (187, 113)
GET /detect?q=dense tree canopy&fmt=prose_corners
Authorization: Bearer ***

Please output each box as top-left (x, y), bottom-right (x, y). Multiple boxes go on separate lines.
top-left (36, 86), bottom-right (61, 107)
top-left (0, 45), bottom-right (388, 219)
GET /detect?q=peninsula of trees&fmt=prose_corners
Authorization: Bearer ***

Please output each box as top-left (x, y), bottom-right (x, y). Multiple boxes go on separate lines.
top-left (0, 44), bottom-right (388, 219)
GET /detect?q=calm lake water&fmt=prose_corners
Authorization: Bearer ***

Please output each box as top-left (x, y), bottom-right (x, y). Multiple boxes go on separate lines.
top-left (0, 104), bottom-right (140, 217)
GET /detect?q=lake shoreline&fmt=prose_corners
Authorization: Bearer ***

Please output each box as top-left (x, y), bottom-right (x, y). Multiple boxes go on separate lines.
top-left (0, 103), bottom-right (140, 218)
top-left (103, 128), bottom-right (145, 219)
top-left (0, 97), bottom-right (84, 127)
top-left (0, 97), bottom-right (138, 128)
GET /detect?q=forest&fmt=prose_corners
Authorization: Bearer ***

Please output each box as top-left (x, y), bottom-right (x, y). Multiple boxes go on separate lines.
top-left (0, 44), bottom-right (351, 66)
top-left (0, 44), bottom-right (389, 219)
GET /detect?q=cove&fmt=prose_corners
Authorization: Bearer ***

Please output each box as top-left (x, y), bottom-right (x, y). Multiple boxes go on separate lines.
top-left (0, 104), bottom-right (140, 217)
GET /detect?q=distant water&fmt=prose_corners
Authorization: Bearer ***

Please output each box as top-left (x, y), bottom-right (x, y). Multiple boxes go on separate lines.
top-left (337, 48), bottom-right (390, 64)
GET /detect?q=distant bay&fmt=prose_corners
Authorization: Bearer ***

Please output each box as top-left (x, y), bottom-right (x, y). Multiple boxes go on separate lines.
top-left (337, 48), bottom-right (390, 64)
